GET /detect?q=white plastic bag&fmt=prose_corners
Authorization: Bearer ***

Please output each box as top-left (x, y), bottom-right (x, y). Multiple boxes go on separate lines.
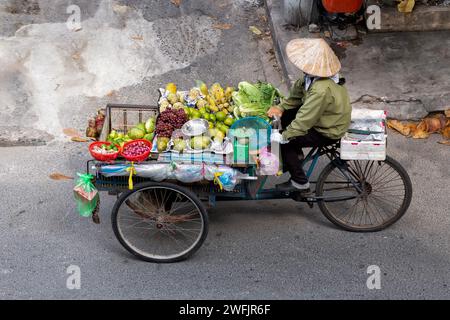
top-left (135, 163), bottom-right (174, 182)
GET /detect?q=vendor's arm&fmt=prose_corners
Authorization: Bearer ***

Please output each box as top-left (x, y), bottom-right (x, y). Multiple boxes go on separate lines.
top-left (274, 76), bottom-right (305, 112)
top-left (282, 87), bottom-right (329, 140)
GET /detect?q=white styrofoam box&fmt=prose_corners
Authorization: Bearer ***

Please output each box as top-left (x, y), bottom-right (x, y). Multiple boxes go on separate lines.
top-left (351, 108), bottom-right (387, 120)
top-left (340, 134), bottom-right (387, 161)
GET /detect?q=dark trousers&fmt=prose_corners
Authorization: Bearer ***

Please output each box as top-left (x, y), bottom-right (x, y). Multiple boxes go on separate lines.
top-left (281, 109), bottom-right (338, 184)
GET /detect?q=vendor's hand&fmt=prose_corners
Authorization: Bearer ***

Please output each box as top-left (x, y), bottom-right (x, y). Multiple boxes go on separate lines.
top-left (267, 106), bottom-right (283, 119)
top-left (271, 131), bottom-right (289, 144)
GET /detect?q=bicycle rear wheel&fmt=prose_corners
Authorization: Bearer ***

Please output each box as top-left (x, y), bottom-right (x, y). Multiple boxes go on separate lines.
top-left (112, 182), bottom-right (208, 263)
top-left (316, 156), bottom-right (412, 232)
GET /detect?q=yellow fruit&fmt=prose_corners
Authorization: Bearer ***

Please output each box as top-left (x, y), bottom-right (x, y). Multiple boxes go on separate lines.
top-left (207, 95), bottom-right (216, 108)
top-left (210, 83), bottom-right (225, 102)
top-left (166, 83), bottom-right (177, 94)
top-left (225, 87), bottom-right (235, 101)
top-left (167, 93), bottom-right (178, 105)
top-left (200, 83), bottom-right (209, 96)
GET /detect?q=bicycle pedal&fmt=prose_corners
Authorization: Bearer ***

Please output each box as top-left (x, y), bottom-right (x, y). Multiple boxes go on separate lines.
top-left (292, 190), bottom-right (313, 202)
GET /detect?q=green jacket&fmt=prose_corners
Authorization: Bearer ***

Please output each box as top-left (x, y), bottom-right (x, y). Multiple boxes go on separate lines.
top-left (276, 75), bottom-right (352, 141)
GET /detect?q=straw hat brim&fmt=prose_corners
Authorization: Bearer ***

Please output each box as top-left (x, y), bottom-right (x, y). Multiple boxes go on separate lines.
top-left (286, 38), bottom-right (341, 78)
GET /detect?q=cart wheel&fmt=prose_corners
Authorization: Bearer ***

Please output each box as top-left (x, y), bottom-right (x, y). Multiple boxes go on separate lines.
top-left (111, 182), bottom-right (208, 263)
top-left (315, 156), bottom-right (413, 232)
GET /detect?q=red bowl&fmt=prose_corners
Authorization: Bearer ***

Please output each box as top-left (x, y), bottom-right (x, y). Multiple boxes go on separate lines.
top-left (120, 139), bottom-right (152, 162)
top-left (89, 141), bottom-right (120, 162)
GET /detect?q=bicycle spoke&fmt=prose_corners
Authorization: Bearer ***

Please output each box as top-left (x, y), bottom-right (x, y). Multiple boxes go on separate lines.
top-left (116, 186), bottom-right (205, 261)
top-left (318, 157), bottom-right (409, 230)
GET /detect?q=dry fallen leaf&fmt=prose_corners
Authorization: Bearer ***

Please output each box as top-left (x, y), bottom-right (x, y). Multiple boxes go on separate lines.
top-left (249, 26), bottom-right (262, 35)
top-left (131, 35), bottom-right (143, 41)
top-left (387, 120), bottom-right (411, 136)
top-left (405, 123), bottom-right (418, 134)
top-left (49, 173), bottom-right (74, 181)
top-left (213, 23), bottom-right (233, 30)
top-left (71, 136), bottom-right (89, 142)
top-left (170, 0), bottom-right (182, 7)
top-left (63, 128), bottom-right (81, 138)
top-left (442, 126), bottom-right (450, 139)
top-left (438, 140), bottom-right (450, 146)
top-left (445, 109), bottom-right (450, 118)
top-left (411, 127), bottom-right (430, 139)
top-left (72, 52), bottom-right (81, 60)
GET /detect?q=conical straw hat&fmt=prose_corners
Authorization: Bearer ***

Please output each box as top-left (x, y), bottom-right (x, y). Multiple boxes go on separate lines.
top-left (286, 38), bottom-right (341, 78)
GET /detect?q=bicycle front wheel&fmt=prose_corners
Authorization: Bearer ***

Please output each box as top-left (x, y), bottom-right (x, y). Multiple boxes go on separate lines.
top-left (112, 182), bottom-right (208, 263)
top-left (316, 156), bottom-right (412, 232)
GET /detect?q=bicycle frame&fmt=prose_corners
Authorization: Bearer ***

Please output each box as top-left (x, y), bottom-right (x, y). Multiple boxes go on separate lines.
top-left (214, 144), bottom-right (363, 204)
top-left (89, 143), bottom-right (363, 205)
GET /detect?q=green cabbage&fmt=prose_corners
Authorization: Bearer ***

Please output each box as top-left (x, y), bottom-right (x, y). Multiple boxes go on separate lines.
top-left (232, 81), bottom-right (282, 120)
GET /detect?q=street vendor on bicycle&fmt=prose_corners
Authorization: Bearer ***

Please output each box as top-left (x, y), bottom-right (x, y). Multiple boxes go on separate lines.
top-left (268, 38), bottom-right (352, 193)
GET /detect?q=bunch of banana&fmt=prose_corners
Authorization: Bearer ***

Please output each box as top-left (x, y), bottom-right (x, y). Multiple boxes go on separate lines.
top-left (198, 82), bottom-right (235, 115)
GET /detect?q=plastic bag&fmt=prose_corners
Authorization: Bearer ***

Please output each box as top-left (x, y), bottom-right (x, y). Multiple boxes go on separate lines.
top-left (349, 119), bottom-right (385, 134)
top-left (204, 165), bottom-right (238, 191)
top-left (258, 148), bottom-right (280, 176)
top-left (99, 164), bottom-right (130, 177)
top-left (73, 173), bottom-right (99, 217)
top-left (173, 164), bottom-right (204, 183)
top-left (135, 163), bottom-right (174, 182)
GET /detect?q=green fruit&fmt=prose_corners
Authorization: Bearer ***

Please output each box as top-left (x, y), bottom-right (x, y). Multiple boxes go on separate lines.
top-left (209, 114), bottom-right (216, 123)
top-left (191, 110), bottom-right (201, 119)
top-left (215, 111), bottom-right (226, 122)
top-left (183, 107), bottom-right (190, 116)
top-left (173, 138), bottom-right (187, 152)
top-left (209, 128), bottom-right (218, 137)
top-left (199, 107), bottom-right (208, 115)
top-left (224, 117), bottom-right (235, 127)
top-left (143, 133), bottom-right (154, 142)
top-left (217, 123), bottom-right (229, 135)
top-left (157, 137), bottom-right (170, 152)
top-left (208, 121), bottom-right (214, 129)
top-left (191, 136), bottom-right (211, 150)
top-left (203, 113), bottom-right (211, 121)
top-left (136, 123), bottom-right (146, 132)
top-left (145, 118), bottom-right (156, 133)
top-left (109, 130), bottom-right (118, 140)
top-left (128, 127), bottom-right (145, 140)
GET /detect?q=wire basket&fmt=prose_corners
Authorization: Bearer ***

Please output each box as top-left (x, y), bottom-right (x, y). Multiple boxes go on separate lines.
top-left (99, 104), bottom-right (159, 141)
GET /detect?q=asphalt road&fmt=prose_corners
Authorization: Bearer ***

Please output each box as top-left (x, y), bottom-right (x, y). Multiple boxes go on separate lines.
top-left (0, 0), bottom-right (449, 300)
top-left (1, 127), bottom-right (449, 300)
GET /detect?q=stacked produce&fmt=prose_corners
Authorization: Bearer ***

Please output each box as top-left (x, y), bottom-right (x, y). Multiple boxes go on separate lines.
top-left (155, 108), bottom-right (188, 152)
top-left (232, 81), bottom-right (282, 121)
top-left (107, 116), bottom-right (157, 148)
top-left (122, 140), bottom-right (152, 159)
top-left (157, 81), bottom-right (240, 152)
top-left (93, 143), bottom-right (118, 154)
